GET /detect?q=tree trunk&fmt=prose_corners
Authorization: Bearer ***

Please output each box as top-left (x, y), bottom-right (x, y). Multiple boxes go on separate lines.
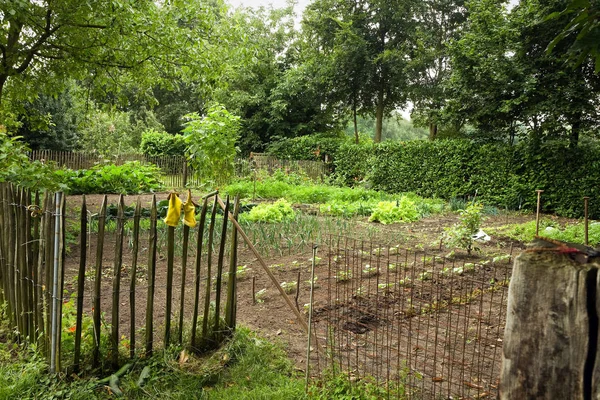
top-left (353, 100), bottom-right (359, 144)
top-left (500, 247), bottom-right (600, 399)
top-left (374, 88), bottom-right (384, 143)
top-left (570, 116), bottom-right (581, 149)
top-left (0, 75), bottom-right (6, 107)
top-left (428, 123), bottom-right (438, 140)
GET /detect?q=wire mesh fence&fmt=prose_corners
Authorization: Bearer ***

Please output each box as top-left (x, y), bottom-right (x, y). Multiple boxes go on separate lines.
top-left (308, 235), bottom-right (513, 399)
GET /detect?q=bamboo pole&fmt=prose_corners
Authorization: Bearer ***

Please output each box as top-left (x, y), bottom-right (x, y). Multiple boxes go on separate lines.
top-left (216, 197), bottom-right (308, 332)
top-left (74, 195), bottom-right (87, 372)
top-left (50, 192), bottom-right (63, 374)
top-left (213, 196), bottom-right (229, 343)
top-left (31, 191), bottom-right (41, 341)
top-left (14, 187), bottom-right (24, 338)
top-left (201, 196), bottom-right (218, 346)
top-left (44, 191), bottom-right (55, 357)
top-left (111, 195), bottom-right (125, 368)
top-left (178, 223), bottom-right (190, 344)
top-left (92, 196), bottom-right (107, 368)
top-left (24, 189), bottom-right (34, 337)
top-left (191, 198), bottom-right (208, 349)
top-left (0, 185), bottom-right (8, 322)
top-left (129, 198), bottom-right (141, 358)
top-left (56, 193), bottom-right (66, 371)
top-left (145, 196), bottom-right (158, 355)
top-left (225, 196), bottom-right (240, 330)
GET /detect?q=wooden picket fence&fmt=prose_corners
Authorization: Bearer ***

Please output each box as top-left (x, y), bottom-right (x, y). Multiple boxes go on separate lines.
top-left (0, 182), bottom-right (240, 373)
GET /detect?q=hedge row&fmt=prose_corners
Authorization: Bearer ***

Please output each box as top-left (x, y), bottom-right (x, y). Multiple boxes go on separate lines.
top-left (333, 140), bottom-right (600, 219)
top-left (266, 134), bottom-right (348, 162)
top-left (140, 130), bottom-right (186, 156)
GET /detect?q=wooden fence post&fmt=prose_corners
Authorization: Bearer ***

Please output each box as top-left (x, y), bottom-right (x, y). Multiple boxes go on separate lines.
top-left (500, 246), bottom-right (600, 399)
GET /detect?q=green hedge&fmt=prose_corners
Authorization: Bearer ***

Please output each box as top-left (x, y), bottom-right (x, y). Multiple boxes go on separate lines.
top-left (333, 139), bottom-right (600, 218)
top-left (140, 130), bottom-right (186, 156)
top-left (266, 134), bottom-right (347, 162)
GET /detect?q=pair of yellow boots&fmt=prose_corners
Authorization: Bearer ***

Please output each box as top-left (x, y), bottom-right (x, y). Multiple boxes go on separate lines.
top-left (164, 189), bottom-right (197, 228)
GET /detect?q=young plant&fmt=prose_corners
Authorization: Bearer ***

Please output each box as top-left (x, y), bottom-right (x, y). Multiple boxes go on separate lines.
top-left (280, 281), bottom-right (297, 294)
top-left (335, 270), bottom-right (353, 282)
top-left (362, 264), bottom-right (378, 277)
top-left (236, 265), bottom-right (251, 280)
top-left (442, 203), bottom-right (484, 255)
top-left (255, 289), bottom-right (267, 304)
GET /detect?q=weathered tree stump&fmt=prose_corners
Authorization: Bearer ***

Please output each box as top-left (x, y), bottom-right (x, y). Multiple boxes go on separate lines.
top-left (500, 248), bottom-right (600, 399)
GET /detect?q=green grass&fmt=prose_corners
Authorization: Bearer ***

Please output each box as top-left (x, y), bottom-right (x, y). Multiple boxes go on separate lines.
top-left (0, 326), bottom-right (406, 399)
top-left (492, 218), bottom-right (600, 246)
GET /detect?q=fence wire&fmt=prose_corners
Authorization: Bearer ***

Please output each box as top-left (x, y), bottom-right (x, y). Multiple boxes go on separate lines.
top-left (308, 235), bottom-right (512, 399)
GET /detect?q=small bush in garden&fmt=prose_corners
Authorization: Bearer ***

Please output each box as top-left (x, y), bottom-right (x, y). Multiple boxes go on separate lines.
top-left (140, 129), bottom-right (186, 156)
top-left (368, 197), bottom-right (420, 224)
top-left (242, 199), bottom-right (295, 223)
top-left (280, 281), bottom-right (297, 294)
top-left (442, 203), bottom-right (484, 255)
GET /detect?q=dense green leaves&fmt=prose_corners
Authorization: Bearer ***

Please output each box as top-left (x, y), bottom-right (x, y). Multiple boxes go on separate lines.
top-left (183, 104), bottom-right (241, 184)
top-left (140, 130), bottom-right (186, 156)
top-left (334, 139), bottom-right (600, 218)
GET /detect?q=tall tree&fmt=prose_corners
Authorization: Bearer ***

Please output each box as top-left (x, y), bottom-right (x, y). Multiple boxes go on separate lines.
top-left (301, 0), bottom-right (419, 142)
top-left (409, 0), bottom-right (468, 140)
top-left (0, 0), bottom-right (223, 126)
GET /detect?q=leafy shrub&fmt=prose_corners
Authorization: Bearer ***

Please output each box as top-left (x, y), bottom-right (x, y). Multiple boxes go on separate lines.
top-left (442, 203), bottom-right (484, 254)
top-left (266, 133), bottom-right (347, 162)
top-left (496, 219), bottom-right (600, 246)
top-left (348, 140), bottom-right (600, 218)
top-left (368, 197), bottom-right (420, 224)
top-left (242, 199), bottom-right (296, 223)
top-left (57, 161), bottom-right (164, 194)
top-left (140, 129), bottom-right (187, 156)
top-left (0, 133), bottom-right (63, 191)
top-left (184, 104), bottom-right (241, 184)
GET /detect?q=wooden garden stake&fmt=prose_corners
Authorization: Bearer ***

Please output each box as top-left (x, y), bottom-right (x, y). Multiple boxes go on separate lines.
top-left (74, 195), bottom-right (87, 372)
top-left (50, 192), bottom-right (63, 374)
top-left (129, 198), bottom-right (141, 358)
top-left (92, 196), bottom-right (107, 368)
top-left (201, 196), bottom-right (218, 346)
top-left (225, 196), bottom-right (240, 330)
top-left (252, 277), bottom-right (256, 305)
top-left (295, 271), bottom-right (301, 311)
top-left (111, 195), bottom-right (125, 369)
top-left (213, 196), bottom-right (229, 342)
top-left (178, 222), bottom-right (190, 344)
top-left (164, 222), bottom-right (175, 347)
top-left (584, 197), bottom-right (590, 246)
top-left (535, 190), bottom-right (544, 236)
top-left (191, 198), bottom-right (209, 349)
top-left (145, 196), bottom-right (158, 355)
top-left (305, 244), bottom-right (318, 390)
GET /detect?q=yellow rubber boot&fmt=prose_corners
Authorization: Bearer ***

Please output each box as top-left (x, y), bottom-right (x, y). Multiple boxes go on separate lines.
top-left (183, 189), bottom-right (197, 228)
top-left (164, 192), bottom-right (183, 227)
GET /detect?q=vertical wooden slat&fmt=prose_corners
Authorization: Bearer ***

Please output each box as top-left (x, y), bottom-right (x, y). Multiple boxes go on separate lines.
top-left (178, 223), bottom-right (190, 344)
top-left (1, 184), bottom-right (14, 326)
top-left (0, 185), bottom-right (6, 313)
top-left (164, 222), bottom-right (175, 348)
top-left (74, 195), bottom-right (87, 372)
top-left (191, 198), bottom-right (208, 349)
top-left (213, 196), bottom-right (229, 343)
top-left (201, 196), bottom-right (218, 346)
top-left (55, 193), bottom-right (66, 371)
top-left (111, 195), bottom-right (125, 368)
top-left (44, 191), bottom-right (55, 357)
top-left (129, 198), bottom-right (141, 358)
top-left (31, 191), bottom-right (41, 340)
top-left (35, 191), bottom-right (46, 348)
top-left (225, 196), bottom-right (240, 330)
top-left (145, 196), bottom-right (158, 355)
top-left (92, 196), bottom-right (107, 368)
top-left (13, 187), bottom-right (24, 338)
top-left (24, 189), bottom-right (34, 338)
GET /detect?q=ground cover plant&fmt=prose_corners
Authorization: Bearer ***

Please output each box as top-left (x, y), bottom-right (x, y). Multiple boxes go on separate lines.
top-left (55, 161), bottom-right (164, 195)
